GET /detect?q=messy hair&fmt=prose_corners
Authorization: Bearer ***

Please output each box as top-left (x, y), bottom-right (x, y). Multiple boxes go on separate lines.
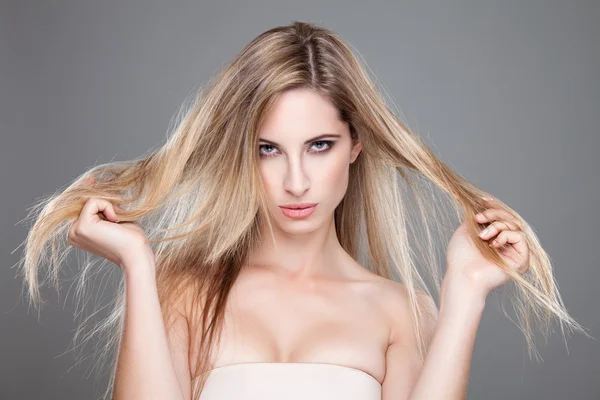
top-left (16, 21), bottom-right (587, 400)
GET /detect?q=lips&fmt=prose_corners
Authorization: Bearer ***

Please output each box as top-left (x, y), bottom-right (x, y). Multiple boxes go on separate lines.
top-left (279, 204), bottom-right (317, 219)
top-left (280, 203), bottom-right (317, 209)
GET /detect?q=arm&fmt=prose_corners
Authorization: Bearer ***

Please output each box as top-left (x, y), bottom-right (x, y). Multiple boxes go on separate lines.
top-left (112, 249), bottom-right (192, 400)
top-left (382, 282), bottom-right (486, 400)
top-left (383, 197), bottom-right (527, 399)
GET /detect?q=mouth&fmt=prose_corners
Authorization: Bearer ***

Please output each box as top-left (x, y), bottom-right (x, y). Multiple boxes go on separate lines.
top-left (279, 203), bottom-right (318, 209)
top-left (278, 204), bottom-right (318, 219)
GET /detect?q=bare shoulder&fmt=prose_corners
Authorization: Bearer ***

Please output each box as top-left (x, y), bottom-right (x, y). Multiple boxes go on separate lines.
top-left (365, 274), bottom-right (438, 347)
top-left (357, 276), bottom-right (439, 396)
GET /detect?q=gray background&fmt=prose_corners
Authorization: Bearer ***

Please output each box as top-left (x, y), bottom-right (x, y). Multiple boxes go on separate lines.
top-left (1, 1), bottom-right (598, 399)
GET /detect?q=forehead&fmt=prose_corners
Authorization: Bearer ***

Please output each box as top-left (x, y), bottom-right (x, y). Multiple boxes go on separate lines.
top-left (259, 88), bottom-right (348, 141)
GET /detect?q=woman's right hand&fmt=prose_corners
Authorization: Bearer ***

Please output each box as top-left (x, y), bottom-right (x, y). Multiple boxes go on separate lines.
top-left (67, 177), bottom-right (155, 272)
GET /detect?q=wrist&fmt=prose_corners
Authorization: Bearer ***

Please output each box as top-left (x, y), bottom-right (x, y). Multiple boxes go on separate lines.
top-left (120, 246), bottom-right (157, 281)
top-left (440, 274), bottom-right (488, 314)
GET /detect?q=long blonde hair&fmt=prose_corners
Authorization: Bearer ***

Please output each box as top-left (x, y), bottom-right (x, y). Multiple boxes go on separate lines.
top-left (16, 21), bottom-right (588, 400)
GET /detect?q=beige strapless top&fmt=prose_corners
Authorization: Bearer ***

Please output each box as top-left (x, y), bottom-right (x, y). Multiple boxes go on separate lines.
top-left (199, 362), bottom-right (382, 400)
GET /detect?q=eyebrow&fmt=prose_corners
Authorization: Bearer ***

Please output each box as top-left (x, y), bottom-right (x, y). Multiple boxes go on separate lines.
top-left (258, 133), bottom-right (341, 146)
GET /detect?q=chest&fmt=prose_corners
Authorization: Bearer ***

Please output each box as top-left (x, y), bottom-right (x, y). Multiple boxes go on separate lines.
top-left (208, 272), bottom-right (390, 382)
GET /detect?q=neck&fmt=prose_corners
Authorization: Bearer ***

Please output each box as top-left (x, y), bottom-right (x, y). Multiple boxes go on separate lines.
top-left (247, 215), bottom-right (346, 280)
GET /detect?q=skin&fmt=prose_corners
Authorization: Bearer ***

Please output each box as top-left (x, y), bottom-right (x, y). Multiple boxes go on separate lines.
top-left (207, 87), bottom-right (530, 398)
top-left (74, 88), bottom-right (529, 399)
top-left (211, 88), bottom-right (393, 383)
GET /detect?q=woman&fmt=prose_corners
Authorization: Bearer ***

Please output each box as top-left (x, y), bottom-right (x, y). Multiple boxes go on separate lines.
top-left (18, 21), bottom-right (586, 399)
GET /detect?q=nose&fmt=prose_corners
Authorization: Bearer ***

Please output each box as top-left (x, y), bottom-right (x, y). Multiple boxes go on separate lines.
top-left (282, 154), bottom-right (310, 197)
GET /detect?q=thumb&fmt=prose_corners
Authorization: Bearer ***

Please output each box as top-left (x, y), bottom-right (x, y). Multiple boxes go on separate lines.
top-left (102, 201), bottom-right (121, 223)
top-left (111, 203), bottom-right (128, 223)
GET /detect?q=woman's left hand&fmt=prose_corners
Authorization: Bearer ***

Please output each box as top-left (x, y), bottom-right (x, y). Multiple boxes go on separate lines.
top-left (444, 196), bottom-right (531, 299)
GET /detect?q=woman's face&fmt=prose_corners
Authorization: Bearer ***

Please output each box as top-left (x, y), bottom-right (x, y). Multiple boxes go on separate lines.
top-left (257, 88), bottom-right (361, 234)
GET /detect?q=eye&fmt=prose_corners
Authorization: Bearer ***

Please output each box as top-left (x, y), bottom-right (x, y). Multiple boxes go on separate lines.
top-left (258, 140), bottom-right (335, 158)
top-left (311, 140), bottom-right (333, 153)
top-left (259, 144), bottom-right (278, 158)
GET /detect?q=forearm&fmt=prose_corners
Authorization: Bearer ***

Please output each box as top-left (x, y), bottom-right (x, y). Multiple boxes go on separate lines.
top-left (112, 253), bottom-right (185, 400)
top-left (408, 284), bottom-right (486, 400)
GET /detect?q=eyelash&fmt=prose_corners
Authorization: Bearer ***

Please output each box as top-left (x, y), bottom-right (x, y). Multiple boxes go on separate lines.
top-left (258, 140), bottom-right (335, 158)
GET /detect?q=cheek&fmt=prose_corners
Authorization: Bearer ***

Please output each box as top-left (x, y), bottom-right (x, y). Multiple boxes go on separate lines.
top-left (259, 166), bottom-right (277, 196)
top-left (320, 159), bottom-right (347, 184)
top-left (317, 157), bottom-right (350, 198)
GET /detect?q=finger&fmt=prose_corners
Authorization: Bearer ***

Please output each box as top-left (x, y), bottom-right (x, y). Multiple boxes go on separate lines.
top-left (481, 194), bottom-right (496, 203)
top-left (490, 230), bottom-right (528, 257)
top-left (475, 208), bottom-right (523, 230)
top-left (82, 198), bottom-right (119, 223)
top-left (478, 219), bottom-right (516, 240)
top-left (481, 216), bottom-right (520, 232)
top-left (113, 204), bottom-right (125, 222)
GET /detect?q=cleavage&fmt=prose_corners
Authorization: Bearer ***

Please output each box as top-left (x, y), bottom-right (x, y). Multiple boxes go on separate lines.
top-left (210, 278), bottom-right (387, 380)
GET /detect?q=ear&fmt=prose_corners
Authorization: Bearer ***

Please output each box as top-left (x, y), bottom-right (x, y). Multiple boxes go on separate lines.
top-left (350, 139), bottom-right (362, 164)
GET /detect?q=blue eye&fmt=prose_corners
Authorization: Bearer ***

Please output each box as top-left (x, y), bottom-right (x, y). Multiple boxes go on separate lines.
top-left (259, 144), bottom-right (277, 157)
top-left (311, 140), bottom-right (331, 152)
top-left (258, 140), bottom-right (335, 158)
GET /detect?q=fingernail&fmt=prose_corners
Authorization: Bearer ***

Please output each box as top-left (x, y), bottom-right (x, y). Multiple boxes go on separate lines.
top-left (480, 228), bottom-right (489, 237)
